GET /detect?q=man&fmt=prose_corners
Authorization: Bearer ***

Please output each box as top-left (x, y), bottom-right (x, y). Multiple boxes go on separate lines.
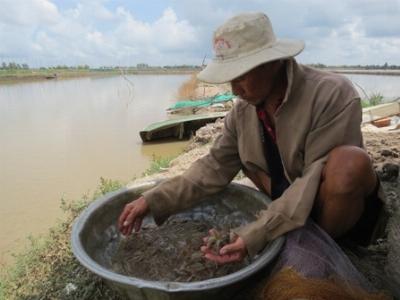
top-left (118, 12), bottom-right (382, 264)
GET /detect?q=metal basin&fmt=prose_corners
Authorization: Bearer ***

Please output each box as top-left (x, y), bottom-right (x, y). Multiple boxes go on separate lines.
top-left (71, 181), bottom-right (285, 300)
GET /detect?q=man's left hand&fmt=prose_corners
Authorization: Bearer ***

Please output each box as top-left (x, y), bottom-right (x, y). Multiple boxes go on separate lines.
top-left (200, 231), bottom-right (247, 264)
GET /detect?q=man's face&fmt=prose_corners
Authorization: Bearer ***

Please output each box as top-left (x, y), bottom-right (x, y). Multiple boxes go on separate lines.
top-left (230, 61), bottom-right (282, 106)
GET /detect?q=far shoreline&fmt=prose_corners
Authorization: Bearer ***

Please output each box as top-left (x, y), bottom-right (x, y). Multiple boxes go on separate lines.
top-left (2, 66), bottom-right (400, 85)
top-left (326, 68), bottom-right (400, 76)
top-left (0, 68), bottom-right (200, 85)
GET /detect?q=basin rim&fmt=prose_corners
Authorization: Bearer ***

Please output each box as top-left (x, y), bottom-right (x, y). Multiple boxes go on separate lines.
top-left (71, 181), bottom-right (285, 292)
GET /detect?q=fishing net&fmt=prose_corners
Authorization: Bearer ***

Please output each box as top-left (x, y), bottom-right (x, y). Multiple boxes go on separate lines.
top-left (168, 93), bottom-right (234, 110)
top-left (263, 268), bottom-right (390, 300)
top-left (263, 220), bottom-right (392, 300)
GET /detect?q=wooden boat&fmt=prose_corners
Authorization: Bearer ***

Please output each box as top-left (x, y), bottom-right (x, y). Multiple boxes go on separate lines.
top-left (140, 112), bottom-right (227, 142)
top-left (140, 98), bottom-right (399, 142)
top-left (45, 74), bottom-right (57, 80)
top-left (362, 99), bottom-right (400, 124)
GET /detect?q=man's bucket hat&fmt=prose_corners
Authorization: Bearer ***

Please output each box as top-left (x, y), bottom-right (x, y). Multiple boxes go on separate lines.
top-left (198, 12), bottom-right (305, 84)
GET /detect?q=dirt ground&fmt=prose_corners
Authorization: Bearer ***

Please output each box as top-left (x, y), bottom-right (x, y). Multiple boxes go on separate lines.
top-left (352, 126), bottom-right (400, 295)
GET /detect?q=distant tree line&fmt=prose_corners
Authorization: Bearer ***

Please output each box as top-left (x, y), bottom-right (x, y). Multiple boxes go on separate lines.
top-left (43, 65), bottom-right (90, 70)
top-left (0, 62), bottom-right (202, 71)
top-left (0, 62), bottom-right (91, 70)
top-left (97, 64), bottom-right (201, 70)
top-left (1, 62), bottom-right (30, 69)
top-left (4, 61), bottom-right (397, 71)
top-left (308, 62), bottom-right (400, 70)
top-left (163, 65), bottom-right (201, 69)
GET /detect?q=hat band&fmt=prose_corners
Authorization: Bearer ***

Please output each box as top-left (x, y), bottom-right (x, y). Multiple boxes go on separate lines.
top-left (214, 40), bottom-right (279, 63)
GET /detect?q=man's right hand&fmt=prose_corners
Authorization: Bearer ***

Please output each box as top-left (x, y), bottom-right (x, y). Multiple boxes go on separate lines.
top-left (118, 196), bottom-right (149, 236)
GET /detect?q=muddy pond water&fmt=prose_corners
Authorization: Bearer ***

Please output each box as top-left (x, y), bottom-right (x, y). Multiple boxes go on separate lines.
top-left (0, 74), bottom-right (189, 264)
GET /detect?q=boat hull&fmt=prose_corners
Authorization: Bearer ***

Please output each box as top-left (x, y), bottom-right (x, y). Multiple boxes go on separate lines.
top-left (140, 113), bottom-right (227, 142)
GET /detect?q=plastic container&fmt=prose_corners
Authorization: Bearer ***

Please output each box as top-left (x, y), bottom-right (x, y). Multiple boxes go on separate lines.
top-left (71, 181), bottom-right (284, 300)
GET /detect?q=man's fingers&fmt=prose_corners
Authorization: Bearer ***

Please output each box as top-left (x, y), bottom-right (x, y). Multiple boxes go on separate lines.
top-left (118, 206), bottom-right (131, 229)
top-left (201, 246), bottom-right (214, 254)
top-left (204, 252), bottom-right (241, 264)
top-left (134, 218), bottom-right (143, 233)
top-left (124, 209), bottom-right (138, 227)
top-left (219, 237), bottom-right (245, 255)
top-left (220, 243), bottom-right (239, 255)
top-left (121, 224), bottom-right (127, 236)
top-left (202, 244), bottom-right (244, 264)
top-left (124, 224), bottom-right (133, 236)
top-left (118, 197), bottom-right (149, 234)
top-left (122, 223), bottom-right (132, 236)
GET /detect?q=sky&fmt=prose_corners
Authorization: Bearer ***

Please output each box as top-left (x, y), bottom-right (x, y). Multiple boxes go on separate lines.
top-left (0, 0), bottom-right (399, 67)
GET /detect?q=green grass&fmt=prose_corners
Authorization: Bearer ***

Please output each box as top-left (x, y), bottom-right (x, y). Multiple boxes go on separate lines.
top-left (0, 281), bottom-right (4, 300)
top-left (0, 177), bottom-right (124, 300)
top-left (361, 92), bottom-right (384, 108)
top-left (142, 154), bottom-right (177, 176)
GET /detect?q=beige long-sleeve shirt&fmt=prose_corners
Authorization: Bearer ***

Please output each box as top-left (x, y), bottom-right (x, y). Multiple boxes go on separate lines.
top-left (143, 59), bottom-right (363, 257)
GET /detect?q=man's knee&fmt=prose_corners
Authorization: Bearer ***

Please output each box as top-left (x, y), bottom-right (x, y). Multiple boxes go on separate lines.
top-left (322, 145), bottom-right (376, 196)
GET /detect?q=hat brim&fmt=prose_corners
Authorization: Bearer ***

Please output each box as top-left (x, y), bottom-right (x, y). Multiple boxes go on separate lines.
top-left (197, 39), bottom-right (305, 84)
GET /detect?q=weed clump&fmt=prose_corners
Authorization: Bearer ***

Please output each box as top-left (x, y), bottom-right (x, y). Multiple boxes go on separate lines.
top-left (176, 73), bottom-right (199, 100)
top-left (361, 92), bottom-right (384, 108)
top-left (142, 154), bottom-right (176, 176)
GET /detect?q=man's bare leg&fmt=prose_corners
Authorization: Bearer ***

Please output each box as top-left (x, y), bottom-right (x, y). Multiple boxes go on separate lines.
top-left (314, 145), bottom-right (378, 238)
